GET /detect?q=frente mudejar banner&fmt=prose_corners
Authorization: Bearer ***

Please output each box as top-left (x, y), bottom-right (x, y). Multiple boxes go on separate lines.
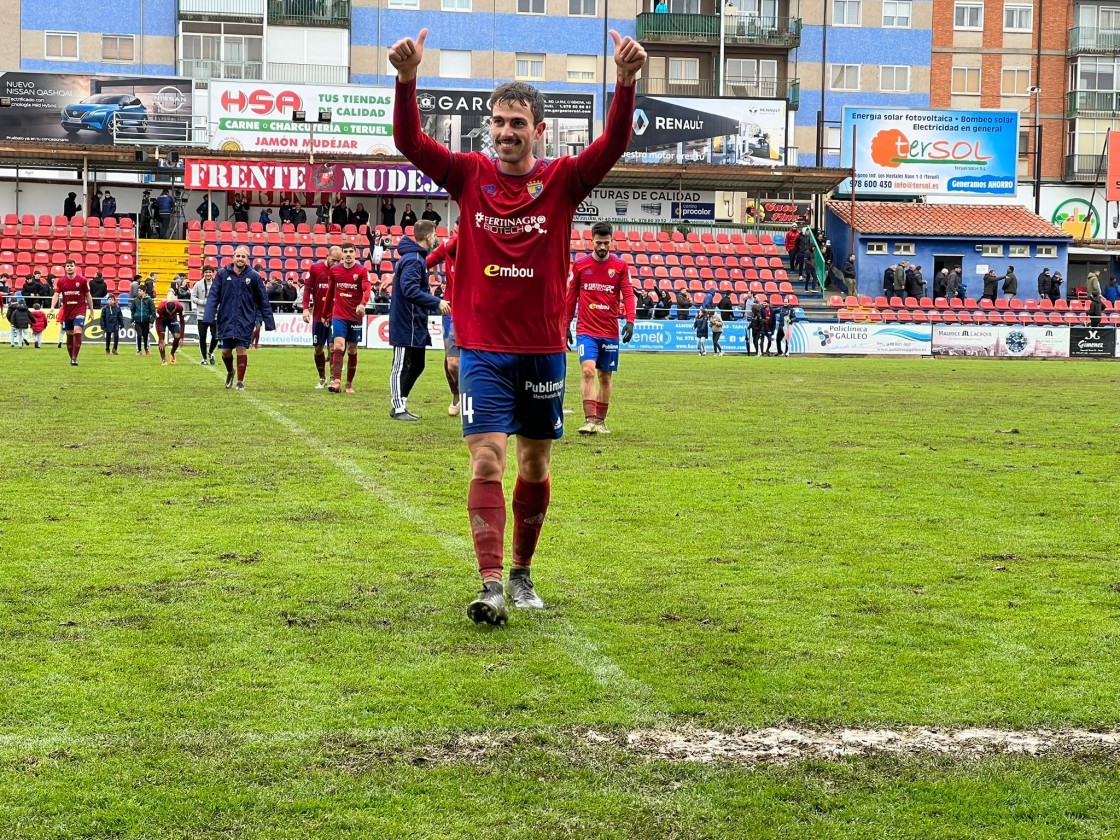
top-left (840, 106), bottom-right (1019, 196)
top-left (183, 159), bottom-right (448, 197)
top-left (0, 71), bottom-right (192, 145)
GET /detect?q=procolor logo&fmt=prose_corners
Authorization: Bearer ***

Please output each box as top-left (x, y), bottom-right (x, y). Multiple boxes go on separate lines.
top-left (484, 264), bottom-right (535, 278)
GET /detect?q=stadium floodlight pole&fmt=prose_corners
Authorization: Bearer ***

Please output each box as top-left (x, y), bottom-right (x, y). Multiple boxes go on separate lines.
top-left (293, 108), bottom-right (333, 165)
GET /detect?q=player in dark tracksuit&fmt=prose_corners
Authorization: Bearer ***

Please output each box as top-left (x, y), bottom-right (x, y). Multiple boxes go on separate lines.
top-left (203, 246), bottom-right (275, 390)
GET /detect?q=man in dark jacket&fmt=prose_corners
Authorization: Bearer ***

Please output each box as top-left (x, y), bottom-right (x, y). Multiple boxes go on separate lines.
top-left (203, 246), bottom-right (275, 390)
top-left (1002, 266), bottom-right (1018, 300)
top-left (291, 202), bottom-right (308, 226)
top-left (90, 190), bottom-right (102, 219)
top-left (981, 270), bottom-right (1000, 302)
top-left (904, 264), bottom-right (924, 300)
top-left (100, 293), bottom-right (124, 354)
top-left (231, 194), bottom-right (251, 224)
top-left (883, 265), bottom-right (896, 298)
top-left (316, 199), bottom-right (331, 227)
top-left (6, 296), bottom-right (30, 348)
top-left (63, 192), bottom-right (82, 220)
top-left (388, 220), bottom-right (450, 421)
top-left (331, 197), bottom-right (349, 228)
top-left (88, 273), bottom-right (108, 309)
top-left (1037, 268), bottom-right (1052, 300)
top-left (675, 288), bottom-right (692, 320)
top-left (156, 188), bottom-right (175, 236)
top-left (101, 191), bottom-right (117, 220)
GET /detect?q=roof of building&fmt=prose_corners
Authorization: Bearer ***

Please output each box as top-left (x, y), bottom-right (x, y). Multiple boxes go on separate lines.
top-left (826, 201), bottom-right (1071, 239)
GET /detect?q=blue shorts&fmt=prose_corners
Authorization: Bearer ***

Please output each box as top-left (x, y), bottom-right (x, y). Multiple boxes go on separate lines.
top-left (221, 337), bottom-right (251, 350)
top-left (459, 349), bottom-right (566, 440)
top-left (576, 334), bottom-right (620, 372)
top-left (159, 322), bottom-right (181, 337)
top-left (442, 315), bottom-right (459, 357)
top-left (312, 321), bottom-right (330, 348)
top-left (62, 316), bottom-right (86, 332)
top-left (331, 317), bottom-right (363, 345)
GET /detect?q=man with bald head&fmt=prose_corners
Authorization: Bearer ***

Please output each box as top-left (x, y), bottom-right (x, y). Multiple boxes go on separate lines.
top-left (303, 244), bottom-right (343, 388)
top-left (203, 246), bottom-right (275, 390)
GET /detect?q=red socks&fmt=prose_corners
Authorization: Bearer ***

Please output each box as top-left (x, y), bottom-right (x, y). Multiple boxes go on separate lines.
top-left (314, 348), bottom-right (326, 379)
top-left (468, 479), bottom-right (506, 582)
top-left (512, 476), bottom-right (550, 570)
top-left (346, 351), bottom-right (358, 386)
top-left (236, 354), bottom-right (248, 383)
top-left (72, 332), bottom-right (82, 359)
top-left (65, 333), bottom-right (74, 359)
top-left (583, 399), bottom-right (597, 421)
top-left (596, 401), bottom-right (608, 421)
top-left (330, 348), bottom-right (343, 381)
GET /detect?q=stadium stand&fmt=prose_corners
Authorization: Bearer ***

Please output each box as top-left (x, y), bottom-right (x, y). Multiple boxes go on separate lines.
top-left (825, 293), bottom-right (1120, 326)
top-left (0, 213), bottom-right (137, 295)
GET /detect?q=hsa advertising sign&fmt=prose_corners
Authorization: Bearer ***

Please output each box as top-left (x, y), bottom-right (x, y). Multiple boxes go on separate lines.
top-left (841, 107), bottom-right (1018, 196)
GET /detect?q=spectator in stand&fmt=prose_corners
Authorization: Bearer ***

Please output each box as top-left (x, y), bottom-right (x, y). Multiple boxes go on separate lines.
top-left (379, 197), bottom-right (395, 228)
top-left (144, 273), bottom-right (157, 298)
top-left (950, 267), bottom-right (964, 299)
top-left (749, 296), bottom-right (765, 355)
top-left (63, 191), bottom-right (82, 220)
top-left (655, 0), bottom-right (667, 10)
top-left (283, 274), bottom-right (299, 313)
top-left (883, 265), bottom-right (896, 299)
top-left (833, 253), bottom-right (853, 295)
top-left (821, 237), bottom-right (834, 273)
top-left (331, 197), bottom-right (349, 228)
top-left (798, 227), bottom-right (815, 290)
top-left (421, 202), bottom-right (441, 224)
top-left (278, 199), bottom-right (292, 225)
top-left (717, 291), bottom-right (735, 321)
top-left (904, 264), bottom-right (924, 300)
top-left (1105, 275), bottom-right (1120, 305)
top-left (316, 198), bottom-right (331, 227)
top-left (773, 298), bottom-right (794, 357)
top-left (709, 307), bottom-right (724, 356)
top-left (701, 282), bottom-right (717, 311)
top-left (1002, 266), bottom-right (1018, 300)
top-left (157, 189), bottom-right (175, 236)
top-left (90, 190), bottom-right (102, 219)
top-left (88, 273), bottom-right (107, 309)
top-left (352, 202), bottom-right (371, 230)
top-left (24, 270), bottom-right (46, 308)
top-left (653, 288), bottom-right (672, 319)
top-left (6, 295), bottom-right (29, 348)
top-left (1037, 267), bottom-right (1052, 300)
top-left (981, 269), bottom-right (999, 303)
top-left (291, 202), bottom-right (308, 226)
top-left (784, 223), bottom-right (800, 272)
top-left (1086, 270), bottom-right (1104, 327)
top-left (232, 194), bottom-right (251, 224)
top-left (693, 309), bottom-right (708, 355)
top-left (635, 288), bottom-right (653, 319)
top-left (101, 293), bottom-right (123, 355)
top-left (372, 284), bottom-right (391, 315)
top-left (1049, 271), bottom-right (1063, 302)
top-left (675, 288), bottom-right (692, 320)
top-left (892, 261), bottom-right (907, 297)
top-left (131, 287), bottom-right (155, 355)
top-left (0, 271), bottom-right (9, 299)
top-left (172, 275), bottom-right (191, 301)
top-left (101, 190), bottom-right (117, 220)
top-left (28, 303), bottom-right (47, 348)
top-left (934, 268), bottom-right (949, 300)
top-left (259, 208), bottom-right (273, 226)
top-left (196, 196), bottom-right (219, 224)
top-left (399, 203), bottom-right (418, 229)
top-left (267, 275), bottom-right (284, 312)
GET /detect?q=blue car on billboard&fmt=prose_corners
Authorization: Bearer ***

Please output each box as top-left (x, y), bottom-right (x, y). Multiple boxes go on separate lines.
top-left (60, 94), bottom-right (147, 136)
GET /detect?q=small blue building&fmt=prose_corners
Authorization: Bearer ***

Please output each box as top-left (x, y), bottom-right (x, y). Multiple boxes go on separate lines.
top-left (825, 202), bottom-right (1071, 301)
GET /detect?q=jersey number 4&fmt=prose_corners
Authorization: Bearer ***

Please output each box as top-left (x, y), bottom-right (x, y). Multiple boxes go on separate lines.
top-left (461, 396), bottom-right (475, 424)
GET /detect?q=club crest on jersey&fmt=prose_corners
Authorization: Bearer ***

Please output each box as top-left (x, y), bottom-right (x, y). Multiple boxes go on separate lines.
top-left (483, 184), bottom-right (497, 196)
top-left (608, 269), bottom-right (616, 277)
top-left (526, 180), bottom-right (543, 200)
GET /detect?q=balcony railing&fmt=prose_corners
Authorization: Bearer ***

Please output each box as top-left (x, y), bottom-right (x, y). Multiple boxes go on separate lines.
top-left (179, 59), bottom-right (264, 81)
top-left (1067, 89), bottom-right (1120, 116)
top-left (637, 75), bottom-right (799, 109)
top-left (266, 62), bottom-right (349, 84)
top-left (268, 0), bottom-right (351, 26)
top-left (178, 0), bottom-right (265, 19)
top-left (1069, 26), bottom-right (1120, 54)
top-left (636, 13), bottom-right (801, 48)
top-left (1065, 153), bottom-right (1106, 182)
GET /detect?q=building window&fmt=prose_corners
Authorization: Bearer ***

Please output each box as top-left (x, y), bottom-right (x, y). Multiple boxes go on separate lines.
top-left (567, 54), bottom-right (597, 82)
top-left (825, 126), bottom-right (841, 153)
top-left (515, 53), bottom-right (545, 80)
top-left (834, 0), bottom-right (861, 26)
top-left (951, 66), bottom-right (981, 94)
top-left (439, 49), bottom-right (471, 78)
top-left (181, 23), bottom-right (263, 79)
top-left (1004, 4), bottom-right (1032, 31)
top-left (867, 242), bottom-right (887, 254)
top-left (1037, 245), bottom-right (1056, 258)
top-left (442, 0), bottom-right (471, 10)
top-left (1018, 127), bottom-right (1031, 157)
top-left (894, 243), bottom-right (915, 256)
top-left (880, 65), bottom-right (910, 92)
top-left (569, 0), bottom-right (596, 14)
top-left (981, 244), bottom-right (1003, 256)
top-left (725, 58), bottom-right (778, 96)
top-left (1002, 68), bottom-right (1030, 96)
top-left (518, 0), bottom-right (545, 13)
top-left (1075, 57), bottom-right (1119, 91)
top-left (669, 57), bottom-right (700, 85)
top-left (668, 0), bottom-right (700, 10)
top-left (388, 0), bottom-right (419, 7)
top-left (1009, 244), bottom-right (1030, 257)
top-left (830, 64), bottom-right (860, 91)
top-left (954, 2), bottom-right (983, 29)
top-left (45, 31), bottom-right (78, 60)
top-left (882, 0), bottom-right (911, 27)
top-left (102, 35), bottom-right (135, 62)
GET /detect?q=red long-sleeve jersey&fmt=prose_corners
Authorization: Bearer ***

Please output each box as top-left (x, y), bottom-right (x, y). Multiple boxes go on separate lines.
top-left (426, 235), bottom-right (458, 306)
top-left (394, 78), bottom-right (636, 354)
top-left (327, 261), bottom-right (370, 322)
top-left (303, 260), bottom-right (332, 321)
top-left (565, 254), bottom-right (636, 339)
top-left (55, 275), bottom-right (90, 321)
top-left (156, 300), bottom-right (185, 331)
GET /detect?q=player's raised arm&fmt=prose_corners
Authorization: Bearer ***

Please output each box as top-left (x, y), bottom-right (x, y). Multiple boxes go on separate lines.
top-left (575, 30), bottom-right (647, 192)
top-left (391, 29), bottom-right (454, 185)
top-left (388, 28), bottom-right (427, 83)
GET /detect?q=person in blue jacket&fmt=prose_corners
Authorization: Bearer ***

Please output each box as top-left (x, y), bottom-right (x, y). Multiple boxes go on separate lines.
top-left (388, 219), bottom-right (450, 421)
top-left (203, 245), bottom-right (275, 391)
top-left (100, 293), bottom-right (124, 355)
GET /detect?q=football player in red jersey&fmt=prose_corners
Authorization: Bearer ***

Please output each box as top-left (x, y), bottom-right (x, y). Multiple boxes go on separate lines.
top-left (50, 258), bottom-right (94, 366)
top-left (303, 244), bottom-right (343, 388)
top-left (325, 242), bottom-right (371, 394)
top-left (425, 221), bottom-right (460, 415)
top-left (390, 26), bottom-right (645, 625)
top-left (156, 289), bottom-right (187, 365)
top-left (565, 221), bottom-right (636, 435)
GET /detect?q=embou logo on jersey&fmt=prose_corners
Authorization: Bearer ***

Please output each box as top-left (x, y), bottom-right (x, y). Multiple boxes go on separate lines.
top-left (484, 264), bottom-right (535, 278)
top-left (526, 180), bottom-right (543, 199)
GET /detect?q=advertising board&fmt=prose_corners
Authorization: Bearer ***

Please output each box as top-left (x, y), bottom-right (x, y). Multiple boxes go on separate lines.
top-left (789, 323), bottom-right (932, 355)
top-left (184, 159), bottom-right (446, 197)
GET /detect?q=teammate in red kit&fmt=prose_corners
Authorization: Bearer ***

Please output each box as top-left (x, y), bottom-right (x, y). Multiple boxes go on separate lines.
top-left (390, 26), bottom-right (645, 625)
top-left (156, 289), bottom-right (186, 365)
top-left (565, 221), bottom-right (636, 435)
top-left (425, 223), bottom-right (461, 415)
top-left (51, 258), bottom-right (94, 366)
top-left (325, 242), bottom-right (371, 394)
top-left (303, 244), bottom-right (343, 388)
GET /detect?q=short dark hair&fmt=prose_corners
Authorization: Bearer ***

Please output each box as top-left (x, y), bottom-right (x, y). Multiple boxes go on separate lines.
top-left (65, 259), bottom-right (76, 266)
top-left (591, 222), bottom-right (613, 238)
top-left (414, 219), bottom-right (436, 241)
top-left (491, 81), bottom-right (545, 125)
top-left (342, 242), bottom-right (356, 251)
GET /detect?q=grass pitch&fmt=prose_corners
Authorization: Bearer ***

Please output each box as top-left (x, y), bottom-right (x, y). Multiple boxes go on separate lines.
top-left (1, 347), bottom-right (1118, 838)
